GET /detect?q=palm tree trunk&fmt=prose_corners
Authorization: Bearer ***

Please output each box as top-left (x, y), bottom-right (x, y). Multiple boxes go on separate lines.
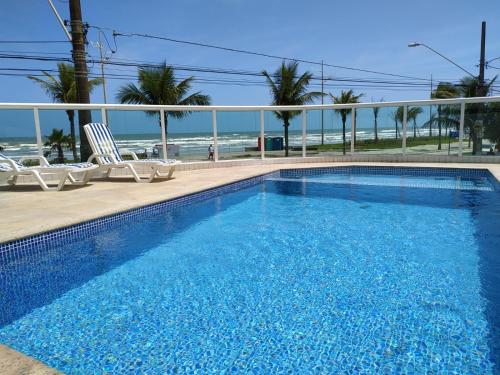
top-left (413, 121), bottom-right (417, 138)
top-left (66, 110), bottom-right (78, 161)
top-left (284, 118), bottom-right (289, 157)
top-left (374, 117), bottom-right (378, 142)
top-left (438, 105), bottom-right (442, 150)
top-left (57, 145), bottom-right (64, 163)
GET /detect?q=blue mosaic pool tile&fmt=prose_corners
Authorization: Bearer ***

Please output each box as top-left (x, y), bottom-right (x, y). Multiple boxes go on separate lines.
top-left (280, 165), bottom-right (493, 179)
top-left (0, 172), bottom-right (279, 264)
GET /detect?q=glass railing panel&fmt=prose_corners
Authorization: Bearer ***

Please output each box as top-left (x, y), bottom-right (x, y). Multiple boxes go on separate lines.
top-left (404, 104), bottom-right (463, 156)
top-left (167, 111), bottom-right (212, 162)
top-left (0, 109), bottom-right (38, 163)
top-left (263, 110), bottom-right (302, 158)
top-left (482, 101), bottom-right (500, 156)
top-left (353, 106), bottom-right (402, 155)
top-left (106, 109), bottom-right (164, 161)
top-left (466, 101), bottom-right (499, 157)
top-left (38, 109), bottom-right (83, 163)
top-left (305, 109), bottom-right (342, 156)
top-left (217, 111), bottom-right (261, 160)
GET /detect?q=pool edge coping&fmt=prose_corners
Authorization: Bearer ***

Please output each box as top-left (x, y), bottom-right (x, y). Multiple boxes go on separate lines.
top-left (0, 344), bottom-right (61, 375)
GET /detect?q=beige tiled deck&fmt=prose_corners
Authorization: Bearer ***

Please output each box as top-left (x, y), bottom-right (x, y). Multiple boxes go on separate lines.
top-left (0, 162), bottom-right (499, 244)
top-left (0, 345), bottom-right (60, 375)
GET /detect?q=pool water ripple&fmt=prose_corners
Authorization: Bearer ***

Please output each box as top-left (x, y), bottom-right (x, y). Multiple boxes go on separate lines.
top-left (0, 171), bottom-right (498, 373)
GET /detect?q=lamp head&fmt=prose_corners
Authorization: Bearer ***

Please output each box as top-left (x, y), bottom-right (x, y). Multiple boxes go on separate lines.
top-left (408, 42), bottom-right (421, 48)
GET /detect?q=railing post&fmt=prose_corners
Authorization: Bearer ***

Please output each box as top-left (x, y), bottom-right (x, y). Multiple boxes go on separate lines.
top-left (212, 110), bottom-right (219, 162)
top-left (33, 108), bottom-right (43, 157)
top-left (101, 108), bottom-right (107, 124)
top-left (302, 110), bottom-right (307, 158)
top-left (159, 109), bottom-right (167, 159)
top-left (402, 105), bottom-right (408, 155)
top-left (350, 107), bottom-right (355, 153)
top-left (260, 110), bottom-right (265, 160)
top-left (458, 101), bottom-right (465, 157)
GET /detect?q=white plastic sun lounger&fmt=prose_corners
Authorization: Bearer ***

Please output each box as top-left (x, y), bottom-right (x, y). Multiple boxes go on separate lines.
top-left (0, 153), bottom-right (98, 191)
top-left (84, 122), bottom-right (180, 183)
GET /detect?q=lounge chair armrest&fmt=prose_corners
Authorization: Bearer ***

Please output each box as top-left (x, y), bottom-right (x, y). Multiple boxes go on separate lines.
top-left (119, 149), bottom-right (139, 160)
top-left (18, 155), bottom-right (50, 166)
top-left (87, 153), bottom-right (120, 164)
top-left (0, 158), bottom-right (21, 171)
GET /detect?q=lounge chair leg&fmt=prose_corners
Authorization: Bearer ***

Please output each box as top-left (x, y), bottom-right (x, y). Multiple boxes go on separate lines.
top-left (147, 166), bottom-right (160, 182)
top-left (125, 164), bottom-right (145, 183)
top-left (6, 175), bottom-right (16, 186)
top-left (57, 171), bottom-right (70, 191)
top-left (68, 170), bottom-right (93, 185)
top-left (32, 171), bottom-right (56, 191)
top-left (167, 166), bottom-right (175, 179)
top-left (156, 165), bottom-right (175, 179)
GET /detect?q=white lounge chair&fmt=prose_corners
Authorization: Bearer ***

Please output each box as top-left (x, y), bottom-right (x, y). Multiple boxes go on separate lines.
top-left (0, 153), bottom-right (98, 191)
top-left (84, 122), bottom-right (179, 183)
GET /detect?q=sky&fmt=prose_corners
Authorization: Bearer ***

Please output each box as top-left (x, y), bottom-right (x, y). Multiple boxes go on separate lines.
top-left (0, 0), bottom-right (500, 136)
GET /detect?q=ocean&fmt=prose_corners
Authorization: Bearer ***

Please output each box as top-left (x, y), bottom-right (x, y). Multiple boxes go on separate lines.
top-left (0, 127), bottom-right (420, 161)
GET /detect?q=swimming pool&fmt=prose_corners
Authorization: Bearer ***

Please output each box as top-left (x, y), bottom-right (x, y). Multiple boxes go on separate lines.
top-left (0, 166), bottom-right (499, 373)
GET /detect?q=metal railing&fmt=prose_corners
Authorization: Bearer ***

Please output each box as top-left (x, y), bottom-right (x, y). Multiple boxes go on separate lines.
top-left (1, 95), bottom-right (499, 161)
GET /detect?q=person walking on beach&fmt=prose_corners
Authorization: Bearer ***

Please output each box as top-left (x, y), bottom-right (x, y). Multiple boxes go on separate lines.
top-left (208, 144), bottom-right (214, 161)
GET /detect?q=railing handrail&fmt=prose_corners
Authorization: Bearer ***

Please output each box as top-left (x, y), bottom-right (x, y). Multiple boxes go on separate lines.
top-left (0, 95), bottom-right (499, 111)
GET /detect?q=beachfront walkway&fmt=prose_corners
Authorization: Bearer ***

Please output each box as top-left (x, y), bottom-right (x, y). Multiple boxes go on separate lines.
top-left (1, 162), bottom-right (499, 243)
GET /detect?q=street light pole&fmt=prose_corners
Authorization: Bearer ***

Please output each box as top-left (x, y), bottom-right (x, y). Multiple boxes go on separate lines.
top-left (94, 32), bottom-right (108, 104)
top-left (408, 42), bottom-right (476, 78)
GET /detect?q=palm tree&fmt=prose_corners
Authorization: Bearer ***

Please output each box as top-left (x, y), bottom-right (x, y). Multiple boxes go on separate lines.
top-left (28, 63), bottom-right (102, 161)
top-left (408, 107), bottom-right (423, 138)
top-left (117, 62), bottom-right (211, 138)
top-left (372, 98), bottom-right (383, 142)
top-left (262, 61), bottom-right (323, 157)
top-left (431, 82), bottom-right (459, 150)
top-left (330, 90), bottom-right (363, 155)
top-left (44, 128), bottom-right (71, 163)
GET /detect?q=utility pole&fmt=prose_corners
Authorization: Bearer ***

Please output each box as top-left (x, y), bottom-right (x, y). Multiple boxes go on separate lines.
top-left (478, 21), bottom-right (486, 96)
top-left (321, 60), bottom-right (324, 145)
top-left (69, 0), bottom-right (92, 161)
top-left (474, 21), bottom-right (487, 155)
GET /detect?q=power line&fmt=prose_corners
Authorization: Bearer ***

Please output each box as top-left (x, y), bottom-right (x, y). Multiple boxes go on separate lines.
top-left (0, 50), bottom-right (468, 86)
top-left (0, 53), bottom-right (433, 86)
top-left (0, 40), bottom-right (69, 44)
top-left (95, 25), bottom-right (434, 82)
top-left (5, 53), bottom-right (496, 92)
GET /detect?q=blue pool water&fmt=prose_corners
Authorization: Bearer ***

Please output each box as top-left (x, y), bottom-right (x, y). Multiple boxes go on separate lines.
top-left (0, 167), bottom-right (499, 373)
